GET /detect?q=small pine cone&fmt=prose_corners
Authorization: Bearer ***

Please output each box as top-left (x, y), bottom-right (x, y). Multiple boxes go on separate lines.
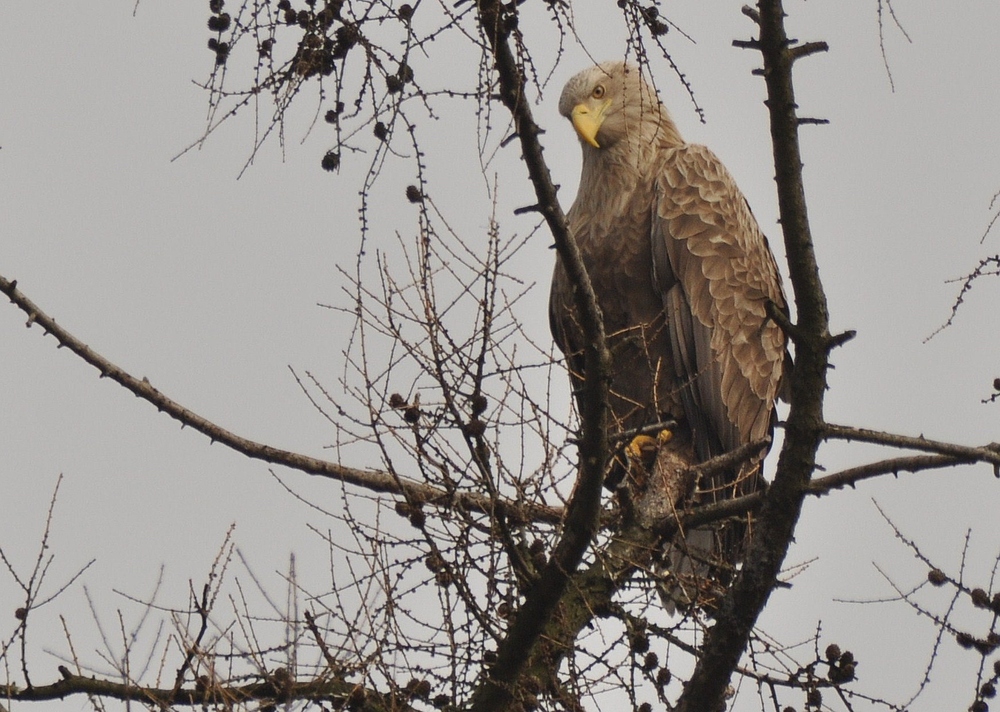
top-left (405, 185), bottom-right (424, 203)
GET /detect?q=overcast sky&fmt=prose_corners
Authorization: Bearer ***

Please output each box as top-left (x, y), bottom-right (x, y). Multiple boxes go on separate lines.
top-left (3, 1), bottom-right (1000, 709)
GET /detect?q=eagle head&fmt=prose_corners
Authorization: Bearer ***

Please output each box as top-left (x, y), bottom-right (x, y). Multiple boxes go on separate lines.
top-left (558, 61), bottom-right (680, 152)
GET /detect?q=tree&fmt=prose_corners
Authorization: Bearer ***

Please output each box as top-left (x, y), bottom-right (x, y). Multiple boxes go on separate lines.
top-left (3, 1), bottom-right (1000, 710)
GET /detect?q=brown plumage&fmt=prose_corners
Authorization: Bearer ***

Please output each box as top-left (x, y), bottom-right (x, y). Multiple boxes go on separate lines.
top-left (549, 61), bottom-right (788, 609)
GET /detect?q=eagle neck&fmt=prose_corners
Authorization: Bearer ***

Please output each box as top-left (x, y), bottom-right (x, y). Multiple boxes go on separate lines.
top-left (573, 139), bottom-right (674, 235)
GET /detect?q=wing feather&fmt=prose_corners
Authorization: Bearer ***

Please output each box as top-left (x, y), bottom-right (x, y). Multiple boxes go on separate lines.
top-left (651, 144), bottom-right (786, 459)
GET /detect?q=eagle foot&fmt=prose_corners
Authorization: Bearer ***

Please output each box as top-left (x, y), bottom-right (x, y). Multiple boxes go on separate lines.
top-left (623, 429), bottom-right (674, 490)
top-left (625, 429), bottom-right (673, 465)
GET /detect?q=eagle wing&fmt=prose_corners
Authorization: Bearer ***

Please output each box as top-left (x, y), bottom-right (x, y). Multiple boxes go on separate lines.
top-left (647, 144), bottom-right (788, 607)
top-left (650, 144), bottom-right (787, 474)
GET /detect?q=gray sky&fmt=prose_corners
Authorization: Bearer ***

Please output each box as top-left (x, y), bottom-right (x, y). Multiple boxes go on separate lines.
top-left (3, 1), bottom-right (1000, 709)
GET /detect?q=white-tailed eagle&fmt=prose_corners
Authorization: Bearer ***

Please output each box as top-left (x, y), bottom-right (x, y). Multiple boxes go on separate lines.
top-left (549, 61), bottom-right (789, 608)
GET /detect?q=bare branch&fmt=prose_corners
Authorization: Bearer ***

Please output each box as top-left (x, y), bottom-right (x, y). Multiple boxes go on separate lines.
top-left (876, 0), bottom-right (913, 92)
top-left (807, 454), bottom-right (973, 494)
top-left (0, 274), bottom-right (562, 523)
top-left (652, 451), bottom-right (977, 536)
top-left (688, 439), bottom-right (773, 485)
top-left (789, 41), bottom-right (829, 62)
top-left (469, 1), bottom-right (613, 708)
top-left (927, 254), bottom-right (1000, 341)
top-left (3, 670), bottom-right (405, 711)
top-left (741, 5), bottom-right (761, 25)
top-left (797, 117), bottom-right (830, 126)
top-left (824, 422), bottom-right (1000, 472)
top-left (676, 1), bottom-right (834, 708)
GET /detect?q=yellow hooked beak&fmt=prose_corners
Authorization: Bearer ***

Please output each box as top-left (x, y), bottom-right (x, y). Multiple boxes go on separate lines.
top-left (571, 100), bottom-right (611, 148)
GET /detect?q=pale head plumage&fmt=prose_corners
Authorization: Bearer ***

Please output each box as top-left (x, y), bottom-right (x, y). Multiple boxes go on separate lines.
top-left (558, 62), bottom-right (682, 161)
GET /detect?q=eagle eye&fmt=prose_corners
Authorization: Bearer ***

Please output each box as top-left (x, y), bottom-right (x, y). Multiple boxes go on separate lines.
top-left (592, 85), bottom-right (605, 99)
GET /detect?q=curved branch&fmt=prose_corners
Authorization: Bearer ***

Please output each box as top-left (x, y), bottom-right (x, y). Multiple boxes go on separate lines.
top-left (468, 3), bottom-right (612, 709)
top-left (0, 274), bottom-right (562, 525)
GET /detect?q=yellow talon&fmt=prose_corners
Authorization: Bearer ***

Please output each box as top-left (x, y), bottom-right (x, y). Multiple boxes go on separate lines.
top-left (656, 428), bottom-right (673, 445)
top-left (626, 434), bottom-right (658, 463)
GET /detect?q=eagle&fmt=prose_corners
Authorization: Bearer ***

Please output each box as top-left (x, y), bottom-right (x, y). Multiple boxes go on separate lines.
top-left (549, 61), bottom-right (788, 609)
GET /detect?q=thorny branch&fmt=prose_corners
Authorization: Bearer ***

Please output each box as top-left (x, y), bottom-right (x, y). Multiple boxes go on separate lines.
top-left (0, 274), bottom-right (561, 526)
top-left (468, 1), bottom-right (613, 709)
top-left (824, 422), bottom-right (1000, 474)
top-left (928, 254), bottom-right (1000, 344)
top-left (676, 3), bottom-right (834, 710)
